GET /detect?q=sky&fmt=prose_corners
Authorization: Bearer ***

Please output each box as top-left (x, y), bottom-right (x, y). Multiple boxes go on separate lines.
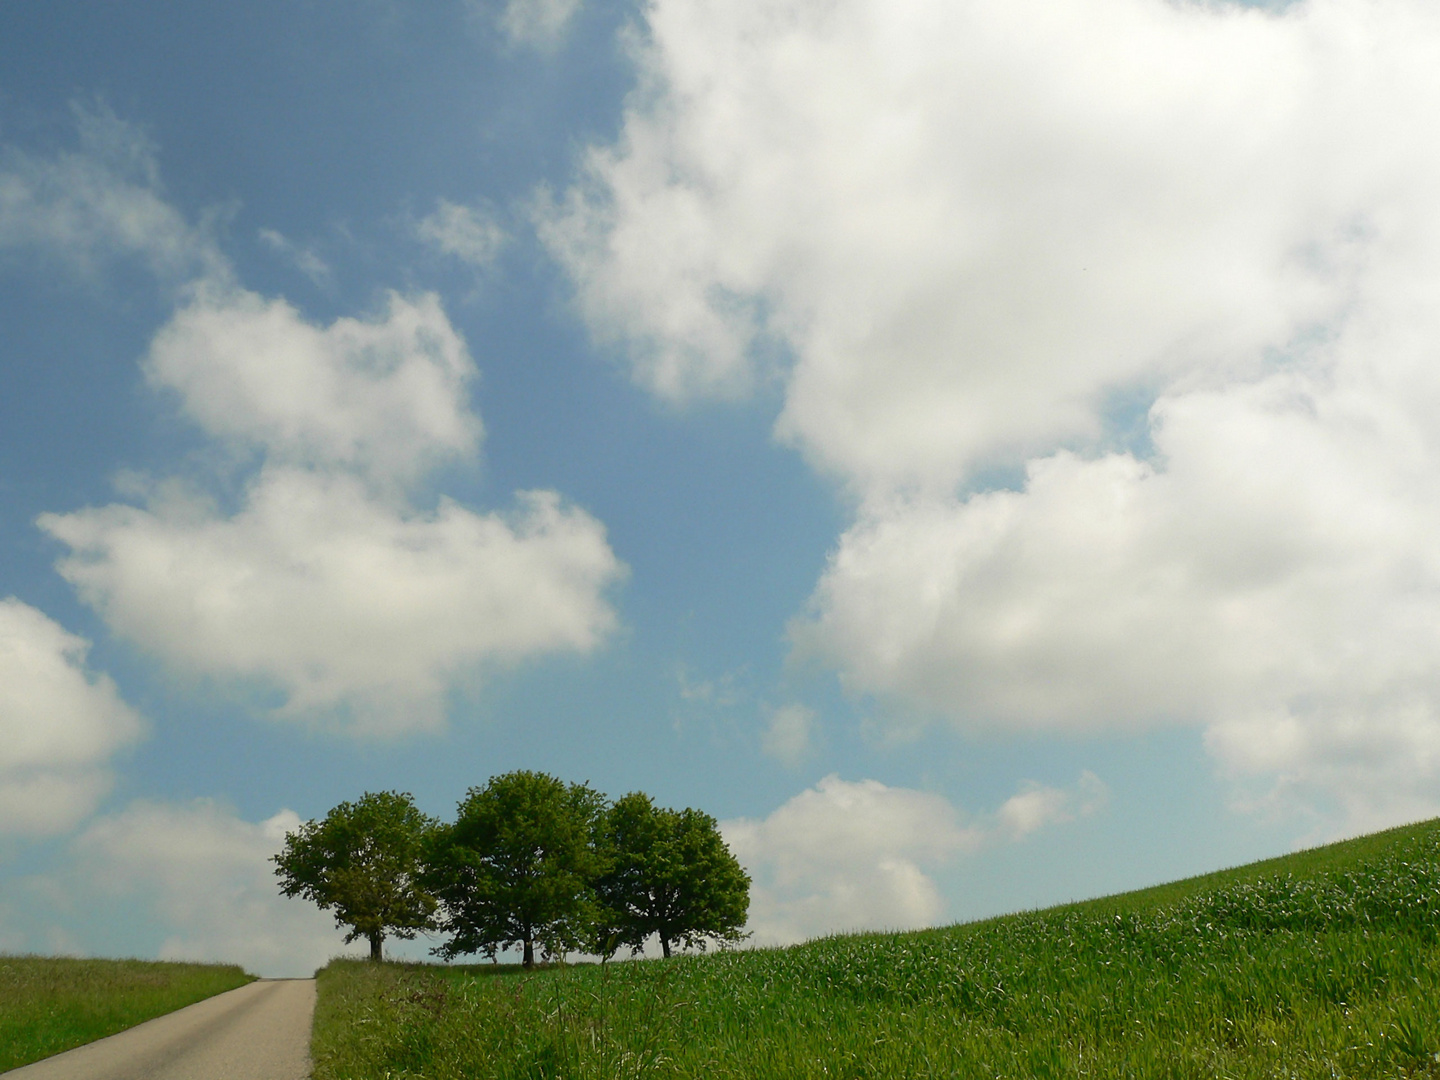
top-left (4, 0), bottom-right (1440, 978)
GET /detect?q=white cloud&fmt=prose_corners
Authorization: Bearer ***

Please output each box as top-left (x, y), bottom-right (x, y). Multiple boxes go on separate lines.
top-left (761, 703), bottom-right (815, 766)
top-left (488, 0), bottom-right (583, 47)
top-left (0, 100), bottom-right (225, 284)
top-left (258, 228), bottom-right (332, 287)
top-left (60, 801), bottom-right (346, 977)
top-left (42, 474), bottom-right (622, 733)
top-left (724, 776), bottom-right (978, 945)
top-left (542, 0), bottom-right (1395, 465)
top-left (997, 771), bottom-right (1109, 840)
top-left (27, 146), bottom-right (623, 734)
top-left (724, 773), bottom-right (1108, 944)
top-left (548, 0), bottom-right (1440, 831)
top-left (796, 349), bottom-right (1440, 827)
top-left (144, 286), bottom-right (481, 484)
top-left (416, 199), bottom-right (506, 269)
top-left (0, 599), bottom-right (144, 836)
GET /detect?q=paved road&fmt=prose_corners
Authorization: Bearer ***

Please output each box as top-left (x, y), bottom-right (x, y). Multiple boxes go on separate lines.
top-left (4, 979), bottom-right (315, 1080)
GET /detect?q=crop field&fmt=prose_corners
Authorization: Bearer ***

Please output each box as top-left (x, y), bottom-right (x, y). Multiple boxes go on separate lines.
top-left (312, 818), bottom-right (1440, 1079)
top-left (0, 956), bottom-right (253, 1072)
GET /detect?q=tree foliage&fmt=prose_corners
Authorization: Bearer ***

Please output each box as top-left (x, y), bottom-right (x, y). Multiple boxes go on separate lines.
top-left (595, 792), bottom-right (750, 958)
top-left (425, 770), bottom-right (606, 968)
top-left (276, 776), bottom-right (752, 967)
top-left (273, 791), bottom-right (438, 961)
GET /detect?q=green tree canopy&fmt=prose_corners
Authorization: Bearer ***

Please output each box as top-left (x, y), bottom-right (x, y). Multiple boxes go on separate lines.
top-left (595, 792), bottom-right (750, 959)
top-left (425, 770), bottom-right (605, 968)
top-left (273, 790), bottom-right (438, 961)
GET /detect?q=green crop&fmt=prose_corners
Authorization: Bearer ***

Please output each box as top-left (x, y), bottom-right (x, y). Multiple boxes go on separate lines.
top-left (313, 817), bottom-right (1440, 1079)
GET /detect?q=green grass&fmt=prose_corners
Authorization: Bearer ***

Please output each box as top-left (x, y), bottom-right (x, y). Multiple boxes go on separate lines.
top-left (0, 956), bottom-right (254, 1071)
top-left (312, 817), bottom-right (1440, 1079)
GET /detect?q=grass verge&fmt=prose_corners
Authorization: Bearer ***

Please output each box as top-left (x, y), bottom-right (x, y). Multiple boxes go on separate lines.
top-left (312, 817), bottom-right (1440, 1079)
top-left (0, 956), bottom-right (253, 1072)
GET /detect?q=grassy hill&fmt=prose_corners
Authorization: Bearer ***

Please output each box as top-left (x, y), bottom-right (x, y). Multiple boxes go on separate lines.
top-left (0, 956), bottom-right (253, 1072)
top-left (312, 817), bottom-right (1440, 1079)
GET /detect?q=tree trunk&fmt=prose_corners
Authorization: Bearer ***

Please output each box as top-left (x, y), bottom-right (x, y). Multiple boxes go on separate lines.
top-left (523, 937), bottom-right (535, 969)
top-left (661, 936), bottom-right (671, 959)
top-left (369, 931), bottom-right (383, 962)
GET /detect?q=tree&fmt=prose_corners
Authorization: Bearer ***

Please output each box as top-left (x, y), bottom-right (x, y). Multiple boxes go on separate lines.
top-left (273, 791), bottom-right (438, 962)
top-left (425, 770), bottom-right (605, 968)
top-left (595, 792), bottom-right (750, 959)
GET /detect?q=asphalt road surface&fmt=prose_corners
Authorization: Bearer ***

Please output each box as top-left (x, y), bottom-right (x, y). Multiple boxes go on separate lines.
top-left (4, 979), bottom-right (315, 1080)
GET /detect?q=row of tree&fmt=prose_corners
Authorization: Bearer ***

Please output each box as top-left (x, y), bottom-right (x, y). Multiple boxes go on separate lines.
top-left (273, 771), bottom-right (751, 967)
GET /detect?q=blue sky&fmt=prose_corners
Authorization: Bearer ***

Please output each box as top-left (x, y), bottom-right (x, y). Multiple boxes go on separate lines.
top-left (5, 0), bottom-right (1440, 976)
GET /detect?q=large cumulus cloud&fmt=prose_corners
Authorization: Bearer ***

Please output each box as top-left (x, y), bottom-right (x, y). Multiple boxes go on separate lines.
top-left (547, 0), bottom-right (1440, 830)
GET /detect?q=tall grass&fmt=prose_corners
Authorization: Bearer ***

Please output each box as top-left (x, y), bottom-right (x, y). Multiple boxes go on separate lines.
top-left (312, 818), bottom-right (1440, 1079)
top-left (0, 956), bottom-right (253, 1072)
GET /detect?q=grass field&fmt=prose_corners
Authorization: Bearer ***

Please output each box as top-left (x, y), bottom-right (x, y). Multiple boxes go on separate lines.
top-left (0, 956), bottom-right (253, 1072)
top-left (311, 816), bottom-right (1440, 1079)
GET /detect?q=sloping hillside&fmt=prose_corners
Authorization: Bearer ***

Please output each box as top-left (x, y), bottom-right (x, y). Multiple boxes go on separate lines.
top-left (313, 818), bottom-right (1440, 1079)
